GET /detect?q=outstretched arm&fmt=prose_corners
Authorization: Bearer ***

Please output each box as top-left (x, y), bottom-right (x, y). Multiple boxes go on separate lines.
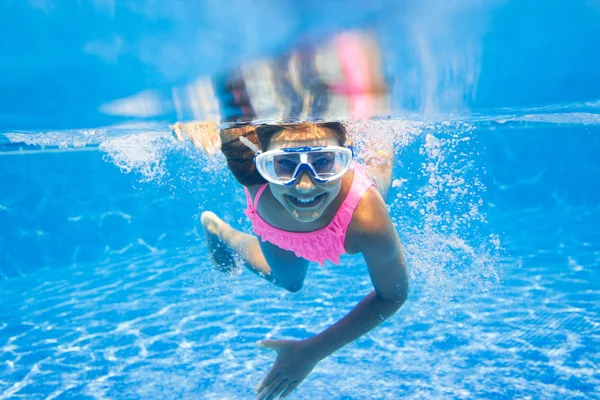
top-left (255, 193), bottom-right (408, 399)
top-left (301, 201), bottom-right (408, 360)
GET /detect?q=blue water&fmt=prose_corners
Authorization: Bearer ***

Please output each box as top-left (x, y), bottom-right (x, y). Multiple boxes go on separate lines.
top-left (2, 1), bottom-right (600, 399)
top-left (1, 117), bottom-right (598, 399)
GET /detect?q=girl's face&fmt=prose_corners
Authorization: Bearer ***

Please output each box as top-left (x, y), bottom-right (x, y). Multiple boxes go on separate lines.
top-left (266, 126), bottom-right (345, 223)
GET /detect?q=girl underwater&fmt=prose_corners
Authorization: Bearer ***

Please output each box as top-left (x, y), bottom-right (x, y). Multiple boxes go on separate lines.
top-left (198, 121), bottom-right (408, 399)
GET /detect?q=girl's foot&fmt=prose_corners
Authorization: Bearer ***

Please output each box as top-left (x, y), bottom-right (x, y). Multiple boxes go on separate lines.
top-left (200, 211), bottom-right (239, 273)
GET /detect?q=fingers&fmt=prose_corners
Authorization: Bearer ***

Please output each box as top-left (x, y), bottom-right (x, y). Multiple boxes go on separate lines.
top-left (256, 375), bottom-right (284, 400)
top-left (257, 377), bottom-right (300, 400)
top-left (171, 123), bottom-right (186, 142)
top-left (280, 381), bottom-right (299, 399)
top-left (170, 122), bottom-right (220, 154)
top-left (256, 369), bottom-right (278, 395)
top-left (265, 378), bottom-right (290, 400)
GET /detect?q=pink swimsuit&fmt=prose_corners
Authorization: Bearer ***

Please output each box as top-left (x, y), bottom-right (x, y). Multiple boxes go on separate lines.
top-left (244, 165), bottom-right (375, 265)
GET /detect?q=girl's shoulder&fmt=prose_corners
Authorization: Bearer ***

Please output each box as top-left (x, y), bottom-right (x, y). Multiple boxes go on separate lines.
top-left (345, 186), bottom-right (392, 253)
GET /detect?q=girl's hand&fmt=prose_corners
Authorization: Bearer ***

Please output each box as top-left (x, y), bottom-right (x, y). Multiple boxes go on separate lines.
top-left (170, 121), bottom-right (221, 155)
top-left (255, 339), bottom-right (320, 400)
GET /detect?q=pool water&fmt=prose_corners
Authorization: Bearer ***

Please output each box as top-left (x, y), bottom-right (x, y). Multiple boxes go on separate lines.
top-left (2, 0), bottom-right (600, 398)
top-left (1, 115), bottom-right (598, 399)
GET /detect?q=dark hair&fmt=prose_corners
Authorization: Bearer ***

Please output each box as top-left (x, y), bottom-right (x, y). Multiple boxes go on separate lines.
top-left (220, 122), bottom-right (347, 187)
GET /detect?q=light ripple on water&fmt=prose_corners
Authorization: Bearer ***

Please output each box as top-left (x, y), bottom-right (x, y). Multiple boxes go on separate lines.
top-left (0, 217), bottom-right (598, 399)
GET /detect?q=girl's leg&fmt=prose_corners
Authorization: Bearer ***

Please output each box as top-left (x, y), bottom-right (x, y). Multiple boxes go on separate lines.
top-left (201, 211), bottom-right (309, 293)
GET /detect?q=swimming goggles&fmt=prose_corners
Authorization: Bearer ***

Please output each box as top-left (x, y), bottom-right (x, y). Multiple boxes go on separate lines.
top-left (239, 136), bottom-right (354, 186)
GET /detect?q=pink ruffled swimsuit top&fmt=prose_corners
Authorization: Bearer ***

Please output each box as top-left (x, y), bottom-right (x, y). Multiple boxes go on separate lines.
top-left (244, 165), bottom-right (374, 266)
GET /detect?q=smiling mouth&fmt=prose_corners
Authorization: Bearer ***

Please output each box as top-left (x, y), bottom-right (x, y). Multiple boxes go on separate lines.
top-left (287, 193), bottom-right (326, 208)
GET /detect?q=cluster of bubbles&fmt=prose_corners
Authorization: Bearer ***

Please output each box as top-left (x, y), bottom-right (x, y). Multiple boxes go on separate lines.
top-left (346, 118), bottom-right (501, 306)
top-left (99, 132), bottom-right (177, 182)
top-left (4, 129), bottom-right (103, 149)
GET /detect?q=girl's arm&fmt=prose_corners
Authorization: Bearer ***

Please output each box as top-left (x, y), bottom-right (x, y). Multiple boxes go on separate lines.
top-left (170, 122), bottom-right (256, 152)
top-left (255, 190), bottom-right (408, 399)
top-left (302, 190), bottom-right (408, 359)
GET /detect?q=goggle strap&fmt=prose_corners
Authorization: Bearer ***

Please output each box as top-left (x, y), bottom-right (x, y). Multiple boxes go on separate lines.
top-left (239, 136), bottom-right (261, 154)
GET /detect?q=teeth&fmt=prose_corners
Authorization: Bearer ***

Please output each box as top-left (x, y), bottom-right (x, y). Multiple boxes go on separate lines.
top-left (292, 196), bottom-right (317, 204)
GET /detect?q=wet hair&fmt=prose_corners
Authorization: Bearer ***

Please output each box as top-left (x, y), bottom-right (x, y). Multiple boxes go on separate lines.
top-left (220, 122), bottom-right (347, 187)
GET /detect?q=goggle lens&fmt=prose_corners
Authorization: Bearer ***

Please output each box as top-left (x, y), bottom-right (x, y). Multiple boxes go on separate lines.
top-left (272, 154), bottom-right (300, 179)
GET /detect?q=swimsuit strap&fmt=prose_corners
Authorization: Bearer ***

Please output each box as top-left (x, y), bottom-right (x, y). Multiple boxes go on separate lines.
top-left (244, 183), bottom-right (269, 210)
top-left (253, 184), bottom-right (269, 209)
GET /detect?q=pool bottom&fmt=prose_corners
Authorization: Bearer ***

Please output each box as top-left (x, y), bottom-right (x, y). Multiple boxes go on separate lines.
top-left (0, 207), bottom-right (598, 399)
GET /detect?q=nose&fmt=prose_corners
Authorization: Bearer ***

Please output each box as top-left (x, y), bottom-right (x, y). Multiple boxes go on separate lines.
top-left (294, 171), bottom-right (316, 192)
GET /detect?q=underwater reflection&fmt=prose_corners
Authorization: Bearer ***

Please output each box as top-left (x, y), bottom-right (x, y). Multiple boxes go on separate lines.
top-left (169, 30), bottom-right (390, 137)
